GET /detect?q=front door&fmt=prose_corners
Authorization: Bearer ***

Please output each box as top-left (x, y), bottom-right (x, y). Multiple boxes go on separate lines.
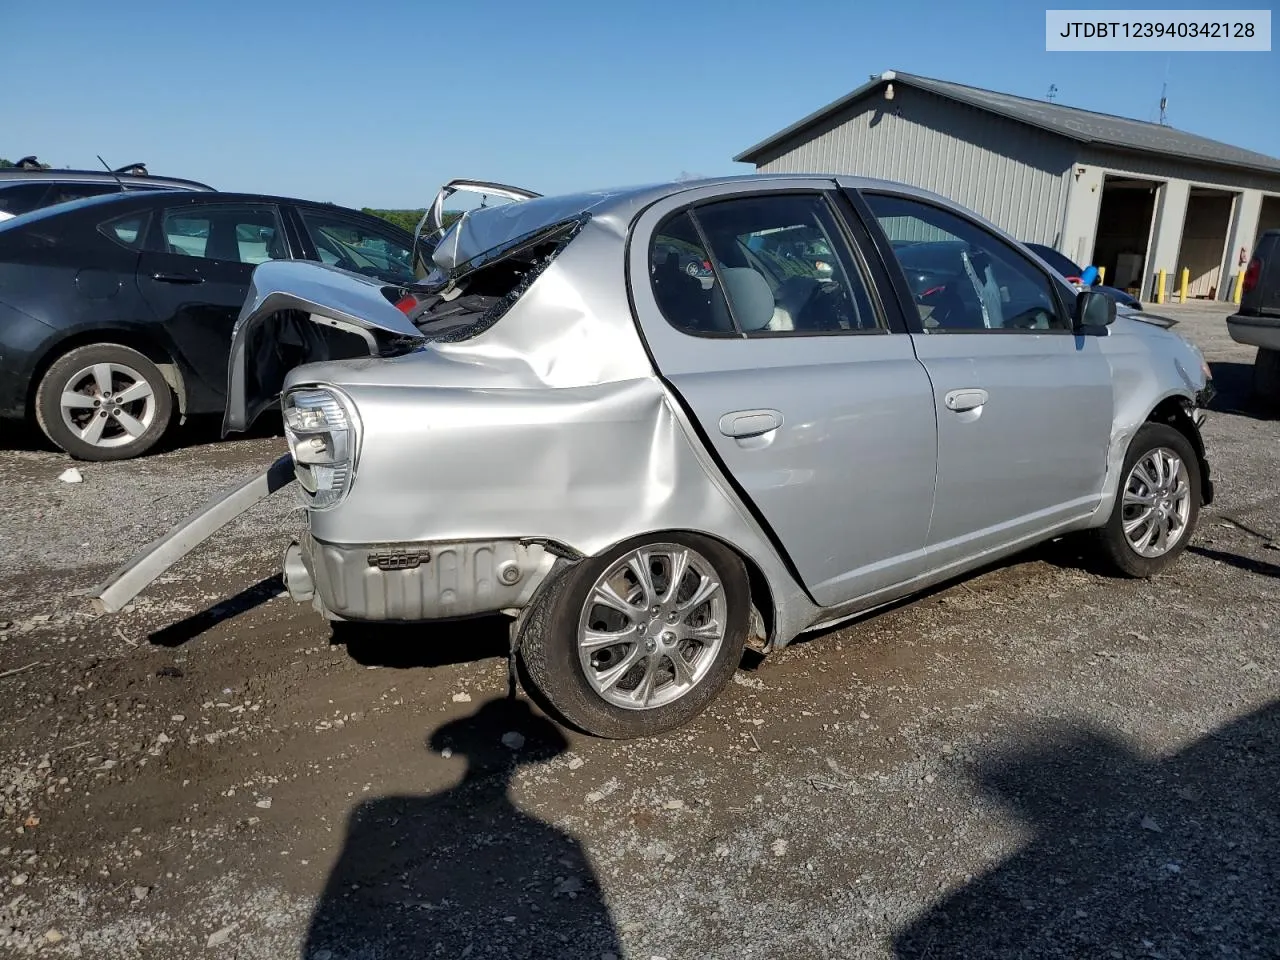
top-left (136, 202), bottom-right (289, 409)
top-left (629, 184), bottom-right (938, 608)
top-left (861, 191), bottom-right (1115, 571)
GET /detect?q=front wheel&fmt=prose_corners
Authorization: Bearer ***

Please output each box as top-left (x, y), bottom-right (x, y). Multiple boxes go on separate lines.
top-left (1253, 347), bottom-right (1280, 399)
top-left (519, 534), bottom-right (750, 739)
top-left (1094, 423), bottom-right (1201, 578)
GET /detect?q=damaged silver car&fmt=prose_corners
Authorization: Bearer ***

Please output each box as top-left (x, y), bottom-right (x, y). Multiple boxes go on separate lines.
top-left (93, 175), bottom-right (1215, 739)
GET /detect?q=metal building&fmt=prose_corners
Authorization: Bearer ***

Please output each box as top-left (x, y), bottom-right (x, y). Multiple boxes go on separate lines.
top-left (735, 70), bottom-right (1280, 303)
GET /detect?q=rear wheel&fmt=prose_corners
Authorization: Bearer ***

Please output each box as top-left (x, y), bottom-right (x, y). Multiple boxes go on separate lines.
top-left (1253, 347), bottom-right (1280, 399)
top-left (1093, 423), bottom-right (1200, 578)
top-left (519, 533), bottom-right (749, 739)
top-left (35, 344), bottom-right (173, 461)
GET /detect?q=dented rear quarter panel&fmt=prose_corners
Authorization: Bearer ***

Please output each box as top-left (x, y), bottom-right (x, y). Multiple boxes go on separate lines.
top-left (286, 215), bottom-right (819, 644)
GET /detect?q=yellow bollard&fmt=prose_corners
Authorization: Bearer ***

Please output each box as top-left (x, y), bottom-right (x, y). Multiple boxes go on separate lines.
top-left (1156, 269), bottom-right (1167, 304)
top-left (1097, 266), bottom-right (1106, 285)
top-left (1179, 268), bottom-right (1190, 303)
top-left (1234, 269), bottom-right (1245, 305)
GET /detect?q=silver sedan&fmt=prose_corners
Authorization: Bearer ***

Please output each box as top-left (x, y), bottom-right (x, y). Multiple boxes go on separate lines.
top-left (96, 175), bottom-right (1216, 739)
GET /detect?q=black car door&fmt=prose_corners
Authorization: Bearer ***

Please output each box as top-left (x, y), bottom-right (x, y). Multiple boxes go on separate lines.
top-left (135, 201), bottom-right (290, 410)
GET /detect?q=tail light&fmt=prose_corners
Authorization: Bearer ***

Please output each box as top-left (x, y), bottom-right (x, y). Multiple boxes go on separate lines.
top-left (282, 387), bottom-right (359, 510)
top-left (1242, 257), bottom-right (1261, 294)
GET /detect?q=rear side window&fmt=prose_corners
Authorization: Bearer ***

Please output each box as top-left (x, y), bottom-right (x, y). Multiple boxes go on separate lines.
top-left (161, 204), bottom-right (286, 264)
top-left (46, 183), bottom-right (119, 207)
top-left (649, 193), bottom-right (881, 337)
top-left (99, 212), bottom-right (149, 250)
top-left (0, 183), bottom-right (50, 218)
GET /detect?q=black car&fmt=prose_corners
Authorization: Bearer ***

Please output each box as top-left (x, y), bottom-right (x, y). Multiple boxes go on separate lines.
top-left (0, 190), bottom-right (420, 460)
top-left (1023, 242), bottom-right (1143, 311)
top-left (0, 160), bottom-right (213, 222)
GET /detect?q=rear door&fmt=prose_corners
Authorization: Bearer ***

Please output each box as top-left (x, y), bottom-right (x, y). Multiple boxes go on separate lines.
top-left (628, 181), bottom-right (938, 608)
top-left (856, 190), bottom-right (1115, 570)
top-left (136, 202), bottom-right (291, 405)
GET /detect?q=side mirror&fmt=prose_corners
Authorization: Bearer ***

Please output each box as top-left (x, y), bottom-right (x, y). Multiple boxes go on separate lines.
top-left (1074, 289), bottom-right (1116, 332)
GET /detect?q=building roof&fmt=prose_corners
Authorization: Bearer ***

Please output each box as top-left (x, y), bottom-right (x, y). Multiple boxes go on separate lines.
top-left (734, 71), bottom-right (1280, 177)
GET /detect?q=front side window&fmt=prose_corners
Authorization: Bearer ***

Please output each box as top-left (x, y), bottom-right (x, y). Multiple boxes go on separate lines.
top-left (866, 194), bottom-right (1068, 333)
top-left (300, 210), bottom-right (416, 284)
top-left (161, 204), bottom-right (286, 265)
top-left (649, 193), bottom-right (880, 336)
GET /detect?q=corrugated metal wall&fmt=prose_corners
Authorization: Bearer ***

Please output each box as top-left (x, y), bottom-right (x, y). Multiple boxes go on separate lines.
top-left (752, 86), bottom-right (1077, 245)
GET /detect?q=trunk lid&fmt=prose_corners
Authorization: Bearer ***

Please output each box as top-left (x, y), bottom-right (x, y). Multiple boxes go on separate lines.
top-left (223, 260), bottom-right (427, 434)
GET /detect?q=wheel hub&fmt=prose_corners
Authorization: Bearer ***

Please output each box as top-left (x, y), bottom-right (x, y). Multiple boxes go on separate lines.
top-left (576, 543), bottom-right (726, 711)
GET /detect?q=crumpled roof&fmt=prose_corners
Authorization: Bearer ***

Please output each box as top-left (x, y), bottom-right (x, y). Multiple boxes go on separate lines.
top-left (432, 188), bottom-right (631, 272)
top-left (735, 71), bottom-right (1280, 177)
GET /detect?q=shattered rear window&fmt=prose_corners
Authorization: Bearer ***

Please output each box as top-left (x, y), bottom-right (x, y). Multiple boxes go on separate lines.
top-left (401, 216), bottom-right (587, 343)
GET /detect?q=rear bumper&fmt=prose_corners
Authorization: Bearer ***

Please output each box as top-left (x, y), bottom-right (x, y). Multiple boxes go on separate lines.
top-left (285, 533), bottom-right (559, 621)
top-left (1226, 313), bottom-right (1280, 352)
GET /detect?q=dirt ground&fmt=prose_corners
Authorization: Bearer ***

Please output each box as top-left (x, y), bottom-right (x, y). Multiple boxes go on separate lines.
top-left (1, 303), bottom-right (1277, 960)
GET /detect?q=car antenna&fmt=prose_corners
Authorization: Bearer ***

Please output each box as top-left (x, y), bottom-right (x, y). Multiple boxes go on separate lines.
top-left (96, 155), bottom-right (128, 191)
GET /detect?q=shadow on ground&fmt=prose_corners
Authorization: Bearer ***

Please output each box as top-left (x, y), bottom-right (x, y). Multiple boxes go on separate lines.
top-left (1208, 360), bottom-right (1276, 421)
top-left (147, 574), bottom-right (285, 646)
top-left (304, 697), bottom-right (621, 960)
top-left (895, 701), bottom-right (1280, 959)
top-left (1190, 544), bottom-right (1280, 579)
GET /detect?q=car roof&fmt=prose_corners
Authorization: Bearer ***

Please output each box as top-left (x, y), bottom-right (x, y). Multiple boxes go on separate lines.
top-left (433, 173), bottom-right (968, 271)
top-left (0, 188), bottom-right (406, 233)
top-left (0, 168), bottom-right (214, 190)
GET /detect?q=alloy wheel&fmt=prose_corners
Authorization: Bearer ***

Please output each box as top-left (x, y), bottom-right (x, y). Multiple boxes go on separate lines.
top-left (58, 361), bottom-right (158, 449)
top-left (1122, 446), bottom-right (1192, 558)
top-left (577, 543), bottom-right (727, 711)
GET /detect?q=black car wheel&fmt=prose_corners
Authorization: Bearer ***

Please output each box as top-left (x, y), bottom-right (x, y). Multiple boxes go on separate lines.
top-left (35, 344), bottom-right (173, 461)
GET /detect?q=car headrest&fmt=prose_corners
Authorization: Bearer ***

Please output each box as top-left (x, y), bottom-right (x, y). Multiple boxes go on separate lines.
top-left (718, 266), bottom-right (775, 331)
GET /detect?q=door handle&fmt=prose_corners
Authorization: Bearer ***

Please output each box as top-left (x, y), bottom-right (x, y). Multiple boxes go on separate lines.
top-left (944, 388), bottom-right (989, 412)
top-left (719, 409), bottom-right (784, 439)
top-left (150, 272), bottom-right (204, 284)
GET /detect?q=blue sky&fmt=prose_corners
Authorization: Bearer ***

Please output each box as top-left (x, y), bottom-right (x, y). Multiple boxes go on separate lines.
top-left (3, 0), bottom-right (1277, 210)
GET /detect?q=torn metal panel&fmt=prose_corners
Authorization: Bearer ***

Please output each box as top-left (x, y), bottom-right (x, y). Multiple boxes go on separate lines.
top-left (88, 455), bottom-right (296, 614)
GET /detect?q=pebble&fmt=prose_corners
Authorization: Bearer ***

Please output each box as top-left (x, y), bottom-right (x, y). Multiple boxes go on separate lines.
top-left (132, 885), bottom-right (150, 901)
top-left (1141, 816), bottom-right (1163, 833)
top-left (501, 731), bottom-right (525, 751)
top-left (662, 799), bottom-right (684, 810)
top-left (441, 747), bottom-right (453, 759)
top-left (171, 715), bottom-right (185, 723)
top-left (567, 756), bottom-right (584, 770)
top-left (44, 929), bottom-right (64, 944)
top-left (255, 799), bottom-right (272, 810)
top-left (451, 692), bottom-right (472, 703)
top-left (859, 711), bottom-right (871, 720)
top-left (58, 468), bottom-right (84, 484)
top-left (11, 873), bottom-right (28, 886)
top-left (206, 923), bottom-right (237, 947)
top-left (771, 839), bottom-right (788, 857)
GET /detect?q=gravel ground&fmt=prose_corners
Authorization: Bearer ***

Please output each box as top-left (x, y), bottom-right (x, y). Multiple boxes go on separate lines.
top-left (0, 303), bottom-right (1276, 960)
